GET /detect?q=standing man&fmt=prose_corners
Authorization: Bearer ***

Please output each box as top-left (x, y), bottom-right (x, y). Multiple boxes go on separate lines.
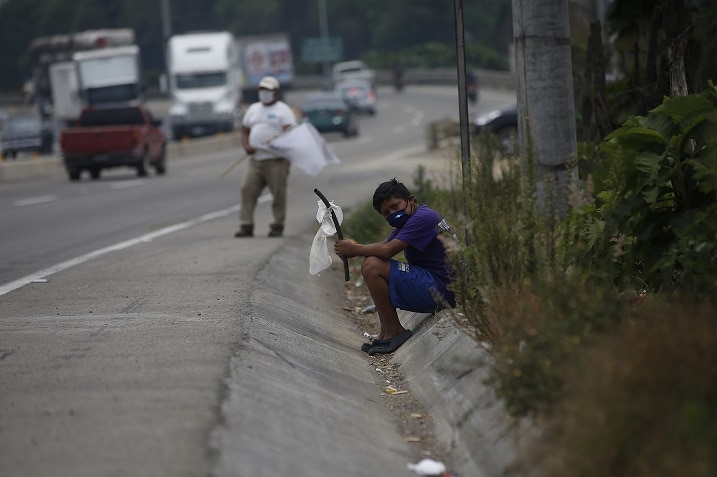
top-left (235, 76), bottom-right (297, 238)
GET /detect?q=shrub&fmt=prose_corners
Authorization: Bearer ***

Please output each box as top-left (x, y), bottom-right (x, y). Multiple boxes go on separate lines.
top-left (574, 83), bottom-right (717, 299)
top-left (526, 300), bottom-right (717, 477)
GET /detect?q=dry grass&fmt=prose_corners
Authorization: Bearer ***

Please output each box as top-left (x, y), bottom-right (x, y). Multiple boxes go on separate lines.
top-left (522, 299), bottom-right (717, 477)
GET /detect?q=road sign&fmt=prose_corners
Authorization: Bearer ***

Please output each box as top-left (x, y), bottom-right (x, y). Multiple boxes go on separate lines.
top-left (301, 37), bottom-right (343, 63)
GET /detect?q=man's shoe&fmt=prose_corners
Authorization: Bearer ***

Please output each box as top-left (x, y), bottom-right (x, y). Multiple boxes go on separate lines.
top-left (268, 224), bottom-right (284, 237)
top-left (234, 225), bottom-right (254, 238)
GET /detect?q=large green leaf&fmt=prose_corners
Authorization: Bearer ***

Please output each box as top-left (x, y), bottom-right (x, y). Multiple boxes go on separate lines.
top-left (655, 94), bottom-right (713, 118)
top-left (607, 126), bottom-right (667, 150)
top-left (641, 111), bottom-right (675, 142)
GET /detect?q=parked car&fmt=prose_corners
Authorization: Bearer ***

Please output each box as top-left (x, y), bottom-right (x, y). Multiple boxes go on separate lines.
top-left (335, 79), bottom-right (377, 115)
top-left (1, 114), bottom-right (54, 159)
top-left (331, 60), bottom-right (376, 87)
top-left (300, 92), bottom-right (358, 137)
top-left (473, 104), bottom-right (519, 155)
top-left (60, 105), bottom-right (166, 181)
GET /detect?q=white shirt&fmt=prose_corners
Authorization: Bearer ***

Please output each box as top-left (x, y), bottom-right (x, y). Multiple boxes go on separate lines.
top-left (242, 100), bottom-right (297, 160)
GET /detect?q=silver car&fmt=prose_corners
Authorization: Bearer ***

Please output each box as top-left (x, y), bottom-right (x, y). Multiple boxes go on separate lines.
top-left (335, 79), bottom-right (377, 116)
top-left (1, 114), bottom-right (54, 159)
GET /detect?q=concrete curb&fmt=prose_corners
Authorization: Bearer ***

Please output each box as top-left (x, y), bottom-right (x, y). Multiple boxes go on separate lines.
top-left (394, 311), bottom-right (525, 476)
top-left (257, 227), bottom-right (523, 476)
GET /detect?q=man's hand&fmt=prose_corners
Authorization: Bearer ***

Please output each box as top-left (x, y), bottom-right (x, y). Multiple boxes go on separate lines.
top-left (334, 238), bottom-right (357, 259)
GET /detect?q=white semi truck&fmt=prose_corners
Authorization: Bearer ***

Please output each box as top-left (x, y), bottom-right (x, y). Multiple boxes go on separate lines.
top-left (166, 31), bottom-right (242, 140)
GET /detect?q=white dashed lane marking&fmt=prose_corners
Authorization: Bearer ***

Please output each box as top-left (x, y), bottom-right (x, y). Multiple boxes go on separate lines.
top-left (14, 195), bottom-right (57, 207)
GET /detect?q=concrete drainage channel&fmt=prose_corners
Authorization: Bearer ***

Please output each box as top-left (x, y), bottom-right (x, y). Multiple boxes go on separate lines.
top-left (0, 133), bottom-right (242, 182)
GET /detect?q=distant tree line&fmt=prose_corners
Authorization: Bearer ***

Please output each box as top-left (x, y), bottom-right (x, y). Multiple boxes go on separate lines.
top-left (0, 0), bottom-right (513, 93)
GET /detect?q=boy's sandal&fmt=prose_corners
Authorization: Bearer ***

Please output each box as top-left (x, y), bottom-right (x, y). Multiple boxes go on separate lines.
top-left (361, 339), bottom-right (381, 353)
top-left (367, 329), bottom-right (413, 355)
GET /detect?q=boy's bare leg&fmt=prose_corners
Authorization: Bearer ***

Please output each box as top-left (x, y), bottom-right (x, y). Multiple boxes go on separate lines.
top-left (361, 257), bottom-right (408, 341)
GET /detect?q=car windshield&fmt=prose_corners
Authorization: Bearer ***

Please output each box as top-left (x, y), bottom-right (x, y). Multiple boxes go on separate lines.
top-left (175, 72), bottom-right (227, 89)
top-left (3, 117), bottom-right (40, 133)
top-left (338, 67), bottom-right (363, 74)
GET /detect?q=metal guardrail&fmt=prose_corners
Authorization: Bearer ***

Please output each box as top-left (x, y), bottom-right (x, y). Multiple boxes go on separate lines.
top-left (0, 68), bottom-right (515, 105)
top-left (291, 67), bottom-right (515, 91)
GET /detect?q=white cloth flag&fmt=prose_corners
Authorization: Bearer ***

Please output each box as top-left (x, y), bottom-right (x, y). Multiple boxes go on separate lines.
top-left (266, 122), bottom-right (341, 176)
top-left (309, 199), bottom-right (344, 275)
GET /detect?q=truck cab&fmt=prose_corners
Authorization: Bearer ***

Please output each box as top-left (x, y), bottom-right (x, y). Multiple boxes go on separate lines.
top-left (167, 32), bottom-right (241, 140)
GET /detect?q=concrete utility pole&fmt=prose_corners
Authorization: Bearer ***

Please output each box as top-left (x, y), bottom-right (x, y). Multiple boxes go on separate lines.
top-left (453, 0), bottom-right (472, 246)
top-left (512, 0), bottom-right (578, 217)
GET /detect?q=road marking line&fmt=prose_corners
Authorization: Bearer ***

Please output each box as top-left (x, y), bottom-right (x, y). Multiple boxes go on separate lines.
top-left (14, 195), bottom-right (57, 207)
top-left (0, 197), bottom-right (275, 297)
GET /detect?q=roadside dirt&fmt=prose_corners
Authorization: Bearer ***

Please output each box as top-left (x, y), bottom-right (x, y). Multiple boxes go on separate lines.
top-left (339, 277), bottom-right (454, 472)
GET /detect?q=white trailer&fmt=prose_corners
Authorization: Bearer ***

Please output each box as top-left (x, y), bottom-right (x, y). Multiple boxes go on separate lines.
top-left (48, 61), bottom-right (81, 124)
top-left (72, 45), bottom-right (141, 106)
top-left (167, 31), bottom-right (241, 140)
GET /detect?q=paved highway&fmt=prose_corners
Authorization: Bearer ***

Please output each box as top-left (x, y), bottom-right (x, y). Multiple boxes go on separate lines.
top-left (0, 86), bottom-right (516, 477)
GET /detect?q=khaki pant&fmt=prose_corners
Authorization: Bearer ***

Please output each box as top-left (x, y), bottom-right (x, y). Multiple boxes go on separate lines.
top-left (239, 158), bottom-right (290, 226)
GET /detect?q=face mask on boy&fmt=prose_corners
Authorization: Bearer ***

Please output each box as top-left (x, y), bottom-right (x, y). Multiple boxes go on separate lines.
top-left (386, 208), bottom-right (410, 228)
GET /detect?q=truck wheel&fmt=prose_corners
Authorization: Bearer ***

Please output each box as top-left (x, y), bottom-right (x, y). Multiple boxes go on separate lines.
top-left (67, 167), bottom-right (81, 181)
top-left (154, 147), bottom-right (167, 175)
top-left (89, 167), bottom-right (101, 180)
top-left (136, 152), bottom-right (149, 177)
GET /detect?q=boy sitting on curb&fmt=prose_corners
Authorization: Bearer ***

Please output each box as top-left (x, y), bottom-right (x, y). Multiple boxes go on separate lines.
top-left (334, 178), bottom-right (457, 355)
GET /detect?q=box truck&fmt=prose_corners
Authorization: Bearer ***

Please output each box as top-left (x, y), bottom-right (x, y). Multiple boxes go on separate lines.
top-left (237, 33), bottom-right (294, 104)
top-left (167, 31), bottom-right (242, 140)
top-left (28, 29), bottom-right (135, 119)
top-left (72, 45), bottom-right (142, 106)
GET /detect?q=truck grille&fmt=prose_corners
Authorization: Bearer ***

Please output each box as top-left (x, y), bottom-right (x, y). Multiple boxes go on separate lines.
top-left (187, 102), bottom-right (214, 118)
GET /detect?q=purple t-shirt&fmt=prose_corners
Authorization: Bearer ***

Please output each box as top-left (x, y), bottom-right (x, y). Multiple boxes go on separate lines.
top-left (387, 204), bottom-right (456, 302)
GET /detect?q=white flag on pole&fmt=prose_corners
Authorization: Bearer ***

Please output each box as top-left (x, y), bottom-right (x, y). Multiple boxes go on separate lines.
top-left (309, 199), bottom-right (344, 275)
top-left (266, 122), bottom-right (341, 176)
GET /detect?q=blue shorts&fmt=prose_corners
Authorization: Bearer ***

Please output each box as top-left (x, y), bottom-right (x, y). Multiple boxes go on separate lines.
top-left (389, 260), bottom-right (444, 313)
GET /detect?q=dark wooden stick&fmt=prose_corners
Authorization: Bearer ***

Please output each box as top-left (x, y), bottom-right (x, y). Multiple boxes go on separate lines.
top-left (314, 188), bottom-right (350, 281)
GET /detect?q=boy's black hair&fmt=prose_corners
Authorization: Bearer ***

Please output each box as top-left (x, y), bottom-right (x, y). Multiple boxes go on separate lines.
top-left (372, 178), bottom-right (411, 212)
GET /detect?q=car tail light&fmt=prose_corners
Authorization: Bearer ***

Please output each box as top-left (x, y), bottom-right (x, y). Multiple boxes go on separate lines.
top-left (336, 109), bottom-right (345, 116)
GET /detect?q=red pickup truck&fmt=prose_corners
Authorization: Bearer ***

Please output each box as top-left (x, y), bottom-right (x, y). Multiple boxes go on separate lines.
top-left (60, 105), bottom-right (167, 181)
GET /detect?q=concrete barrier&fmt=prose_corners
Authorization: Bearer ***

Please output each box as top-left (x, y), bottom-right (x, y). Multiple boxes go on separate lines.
top-left (0, 131), bottom-right (244, 182)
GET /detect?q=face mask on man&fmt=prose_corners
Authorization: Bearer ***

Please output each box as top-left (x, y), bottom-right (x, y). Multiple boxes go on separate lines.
top-left (258, 90), bottom-right (274, 104)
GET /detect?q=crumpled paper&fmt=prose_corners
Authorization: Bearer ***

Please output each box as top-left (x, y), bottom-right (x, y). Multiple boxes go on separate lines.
top-left (309, 199), bottom-right (344, 275)
top-left (407, 458), bottom-right (447, 476)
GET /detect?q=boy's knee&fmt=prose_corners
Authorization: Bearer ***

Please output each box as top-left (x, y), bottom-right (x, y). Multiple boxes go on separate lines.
top-left (361, 256), bottom-right (386, 278)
